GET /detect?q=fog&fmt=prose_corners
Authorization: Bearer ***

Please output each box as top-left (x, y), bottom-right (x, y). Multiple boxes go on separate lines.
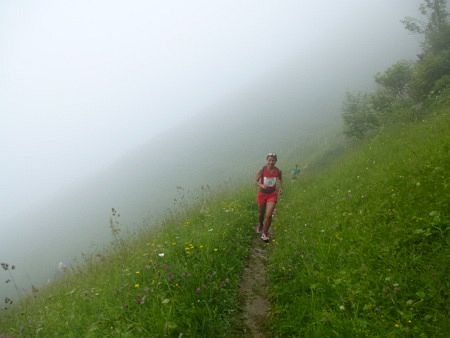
top-left (1, 0), bottom-right (421, 298)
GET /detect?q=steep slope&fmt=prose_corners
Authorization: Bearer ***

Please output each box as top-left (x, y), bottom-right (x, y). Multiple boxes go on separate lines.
top-left (1, 62), bottom-right (342, 299)
top-left (268, 104), bottom-right (450, 336)
top-left (1, 100), bottom-right (448, 337)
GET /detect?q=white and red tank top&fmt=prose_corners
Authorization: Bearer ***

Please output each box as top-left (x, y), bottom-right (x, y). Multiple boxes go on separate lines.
top-left (259, 166), bottom-right (282, 193)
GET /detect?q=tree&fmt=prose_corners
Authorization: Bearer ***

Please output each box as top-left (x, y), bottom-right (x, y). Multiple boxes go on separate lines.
top-left (375, 60), bottom-right (414, 100)
top-left (402, 0), bottom-right (450, 99)
top-left (412, 48), bottom-right (450, 98)
top-left (402, 0), bottom-right (449, 52)
top-left (341, 1), bottom-right (450, 139)
top-left (342, 93), bottom-right (379, 139)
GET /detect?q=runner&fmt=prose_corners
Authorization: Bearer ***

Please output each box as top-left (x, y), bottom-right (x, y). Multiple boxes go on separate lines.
top-left (290, 164), bottom-right (301, 180)
top-left (255, 153), bottom-right (283, 242)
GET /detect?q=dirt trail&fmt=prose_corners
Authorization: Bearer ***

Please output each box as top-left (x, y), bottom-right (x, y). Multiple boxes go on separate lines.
top-left (239, 237), bottom-right (270, 337)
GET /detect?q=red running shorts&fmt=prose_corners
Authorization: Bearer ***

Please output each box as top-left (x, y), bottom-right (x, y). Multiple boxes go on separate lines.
top-left (257, 191), bottom-right (278, 205)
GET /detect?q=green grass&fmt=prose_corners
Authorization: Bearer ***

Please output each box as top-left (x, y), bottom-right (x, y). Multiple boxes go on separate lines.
top-left (0, 188), bottom-right (256, 337)
top-left (268, 106), bottom-right (450, 337)
top-left (1, 101), bottom-right (449, 338)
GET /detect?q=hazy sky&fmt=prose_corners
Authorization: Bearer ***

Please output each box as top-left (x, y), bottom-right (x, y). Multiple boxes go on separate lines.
top-left (1, 0), bottom-right (421, 220)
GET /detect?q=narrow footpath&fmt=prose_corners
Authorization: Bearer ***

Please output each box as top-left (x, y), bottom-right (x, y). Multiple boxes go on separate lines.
top-left (239, 237), bottom-right (271, 337)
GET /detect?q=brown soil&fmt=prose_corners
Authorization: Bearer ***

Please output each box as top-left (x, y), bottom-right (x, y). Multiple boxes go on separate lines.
top-left (239, 237), bottom-right (271, 337)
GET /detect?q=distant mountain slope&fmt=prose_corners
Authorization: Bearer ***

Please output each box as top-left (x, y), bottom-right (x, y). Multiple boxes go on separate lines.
top-left (1, 62), bottom-right (343, 297)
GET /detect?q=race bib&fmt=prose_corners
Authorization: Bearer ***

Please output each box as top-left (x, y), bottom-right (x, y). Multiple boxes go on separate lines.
top-left (263, 177), bottom-right (277, 187)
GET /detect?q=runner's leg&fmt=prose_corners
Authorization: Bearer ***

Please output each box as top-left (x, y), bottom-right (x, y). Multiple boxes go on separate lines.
top-left (262, 202), bottom-right (276, 236)
top-left (258, 203), bottom-right (266, 232)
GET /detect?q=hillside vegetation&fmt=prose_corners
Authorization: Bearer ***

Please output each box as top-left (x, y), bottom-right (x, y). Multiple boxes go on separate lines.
top-left (1, 187), bottom-right (258, 337)
top-left (1, 100), bottom-right (448, 337)
top-left (1, 2), bottom-right (449, 336)
top-left (269, 104), bottom-right (449, 336)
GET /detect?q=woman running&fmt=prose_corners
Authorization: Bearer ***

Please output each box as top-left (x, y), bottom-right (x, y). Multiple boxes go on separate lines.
top-left (256, 153), bottom-right (282, 242)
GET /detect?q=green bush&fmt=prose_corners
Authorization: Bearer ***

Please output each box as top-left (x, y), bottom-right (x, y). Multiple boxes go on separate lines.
top-left (412, 48), bottom-right (450, 100)
top-left (342, 92), bottom-right (379, 139)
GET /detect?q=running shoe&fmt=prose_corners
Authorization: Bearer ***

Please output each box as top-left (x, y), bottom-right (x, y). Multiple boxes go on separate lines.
top-left (261, 233), bottom-right (270, 242)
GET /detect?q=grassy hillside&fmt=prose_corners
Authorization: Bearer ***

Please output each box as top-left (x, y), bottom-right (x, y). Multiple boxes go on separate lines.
top-left (268, 104), bottom-right (449, 336)
top-left (1, 103), bottom-right (448, 337)
top-left (0, 188), bottom-right (257, 337)
top-left (1, 86), bottom-right (340, 301)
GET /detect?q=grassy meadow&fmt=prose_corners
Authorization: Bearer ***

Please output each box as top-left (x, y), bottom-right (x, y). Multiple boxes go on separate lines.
top-left (0, 188), bottom-right (257, 337)
top-left (1, 104), bottom-right (449, 337)
top-left (268, 105), bottom-right (450, 336)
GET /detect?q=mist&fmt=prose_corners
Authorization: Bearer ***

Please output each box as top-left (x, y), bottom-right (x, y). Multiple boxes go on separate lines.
top-left (1, 0), bottom-right (421, 297)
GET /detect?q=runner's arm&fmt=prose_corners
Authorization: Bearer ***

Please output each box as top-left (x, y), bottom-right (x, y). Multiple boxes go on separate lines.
top-left (256, 169), bottom-right (265, 189)
top-left (278, 171), bottom-right (283, 194)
